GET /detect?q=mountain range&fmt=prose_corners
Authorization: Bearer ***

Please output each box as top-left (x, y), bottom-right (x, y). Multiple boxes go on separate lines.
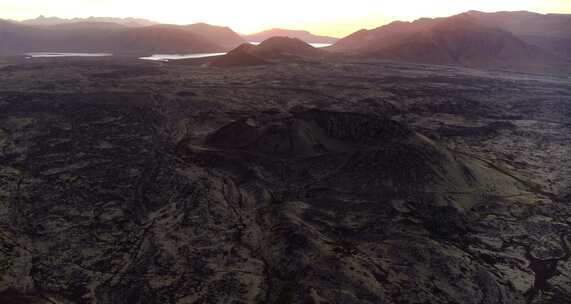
top-left (20, 15), bottom-right (157, 27)
top-left (1, 11), bottom-right (571, 66)
top-left (329, 12), bottom-right (567, 65)
top-left (0, 20), bottom-right (245, 54)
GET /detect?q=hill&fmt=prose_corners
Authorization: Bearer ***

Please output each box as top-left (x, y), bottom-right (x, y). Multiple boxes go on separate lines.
top-left (210, 37), bottom-right (328, 67)
top-left (198, 109), bottom-right (528, 209)
top-left (244, 28), bottom-right (338, 44)
top-left (251, 36), bottom-right (327, 58)
top-left (210, 44), bottom-right (268, 67)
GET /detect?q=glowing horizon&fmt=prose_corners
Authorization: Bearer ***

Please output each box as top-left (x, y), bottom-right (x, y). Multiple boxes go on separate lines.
top-left (2, 0), bottom-right (571, 37)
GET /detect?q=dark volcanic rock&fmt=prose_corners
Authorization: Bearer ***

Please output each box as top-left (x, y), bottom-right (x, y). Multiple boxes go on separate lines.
top-left (0, 60), bottom-right (570, 304)
top-left (0, 99), bottom-right (529, 303)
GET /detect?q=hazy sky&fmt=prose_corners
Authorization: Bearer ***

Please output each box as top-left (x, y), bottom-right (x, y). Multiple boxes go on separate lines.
top-left (2, 0), bottom-right (571, 36)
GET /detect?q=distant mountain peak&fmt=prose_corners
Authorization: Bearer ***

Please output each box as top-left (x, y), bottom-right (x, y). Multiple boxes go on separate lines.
top-left (244, 28), bottom-right (338, 44)
top-left (21, 16), bottom-right (157, 27)
top-left (270, 28), bottom-right (310, 34)
top-left (259, 36), bottom-right (311, 46)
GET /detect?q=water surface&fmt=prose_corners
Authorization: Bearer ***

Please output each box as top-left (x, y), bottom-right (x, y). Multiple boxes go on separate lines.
top-left (249, 42), bottom-right (332, 48)
top-left (26, 52), bottom-right (112, 58)
top-left (139, 53), bottom-right (226, 62)
top-left (309, 43), bottom-right (333, 48)
top-left (138, 44), bottom-right (333, 62)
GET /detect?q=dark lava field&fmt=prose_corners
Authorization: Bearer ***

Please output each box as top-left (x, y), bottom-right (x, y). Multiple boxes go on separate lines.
top-left (0, 57), bottom-right (571, 303)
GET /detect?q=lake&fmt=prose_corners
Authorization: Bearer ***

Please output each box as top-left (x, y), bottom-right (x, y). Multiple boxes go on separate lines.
top-left (139, 53), bottom-right (227, 62)
top-left (25, 52), bottom-right (112, 58)
top-left (249, 42), bottom-right (332, 48)
top-left (308, 43), bottom-right (333, 48)
top-left (24, 42), bottom-right (333, 62)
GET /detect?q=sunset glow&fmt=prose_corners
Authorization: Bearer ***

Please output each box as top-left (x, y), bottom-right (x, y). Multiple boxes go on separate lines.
top-left (2, 0), bottom-right (571, 37)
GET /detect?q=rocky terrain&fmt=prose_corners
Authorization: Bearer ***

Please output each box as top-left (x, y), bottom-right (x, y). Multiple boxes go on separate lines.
top-left (0, 56), bottom-right (570, 303)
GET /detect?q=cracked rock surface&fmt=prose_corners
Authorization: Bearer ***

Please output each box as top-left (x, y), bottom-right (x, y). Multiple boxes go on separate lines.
top-left (0, 57), bottom-right (570, 303)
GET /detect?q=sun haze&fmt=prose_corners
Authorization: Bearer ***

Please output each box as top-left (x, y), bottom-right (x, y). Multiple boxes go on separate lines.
top-left (2, 0), bottom-right (571, 37)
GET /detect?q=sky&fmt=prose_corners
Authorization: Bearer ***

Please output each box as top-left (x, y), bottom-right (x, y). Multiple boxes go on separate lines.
top-left (2, 0), bottom-right (571, 37)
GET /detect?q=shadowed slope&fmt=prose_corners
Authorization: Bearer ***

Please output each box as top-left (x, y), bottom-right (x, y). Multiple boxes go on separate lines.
top-left (210, 44), bottom-right (268, 67)
top-left (184, 109), bottom-right (530, 209)
top-left (465, 10), bottom-right (571, 59)
top-left (331, 13), bottom-right (558, 65)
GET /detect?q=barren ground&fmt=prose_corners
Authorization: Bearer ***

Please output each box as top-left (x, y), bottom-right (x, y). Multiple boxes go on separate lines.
top-left (0, 57), bottom-right (570, 303)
